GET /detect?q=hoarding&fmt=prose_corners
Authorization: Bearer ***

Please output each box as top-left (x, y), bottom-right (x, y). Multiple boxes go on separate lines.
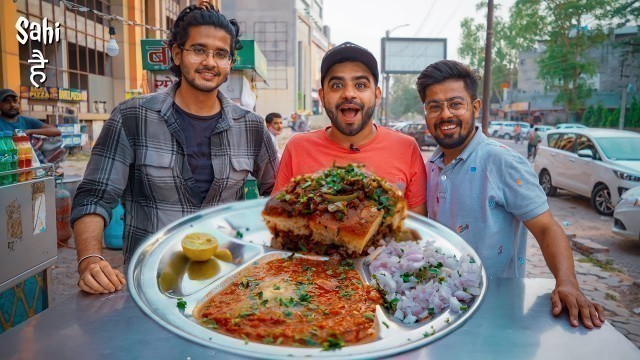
top-left (381, 38), bottom-right (447, 74)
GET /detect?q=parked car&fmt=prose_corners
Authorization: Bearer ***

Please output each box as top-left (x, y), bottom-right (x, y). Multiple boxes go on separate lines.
top-left (612, 186), bottom-right (640, 240)
top-left (533, 128), bottom-right (640, 215)
top-left (487, 121), bottom-right (531, 139)
top-left (532, 125), bottom-right (554, 134)
top-left (393, 122), bottom-right (437, 147)
top-left (555, 123), bottom-right (587, 130)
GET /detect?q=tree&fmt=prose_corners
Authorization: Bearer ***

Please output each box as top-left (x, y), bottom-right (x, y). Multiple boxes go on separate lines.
top-left (581, 105), bottom-right (594, 126)
top-left (524, 0), bottom-right (616, 121)
top-left (388, 75), bottom-right (422, 120)
top-left (458, 1), bottom-right (543, 104)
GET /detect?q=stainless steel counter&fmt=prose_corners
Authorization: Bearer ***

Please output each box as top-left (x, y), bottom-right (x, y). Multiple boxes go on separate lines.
top-left (1, 278), bottom-right (638, 359)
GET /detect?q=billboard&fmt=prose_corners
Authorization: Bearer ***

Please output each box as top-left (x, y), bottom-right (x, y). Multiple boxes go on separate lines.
top-left (381, 38), bottom-right (447, 74)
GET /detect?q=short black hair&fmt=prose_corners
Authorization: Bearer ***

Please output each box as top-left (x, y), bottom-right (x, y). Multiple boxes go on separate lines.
top-left (265, 112), bottom-right (282, 125)
top-left (416, 60), bottom-right (480, 101)
top-left (168, 1), bottom-right (242, 78)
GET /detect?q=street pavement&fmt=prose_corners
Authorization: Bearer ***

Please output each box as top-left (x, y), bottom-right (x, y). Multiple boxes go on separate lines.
top-left (51, 128), bottom-right (640, 349)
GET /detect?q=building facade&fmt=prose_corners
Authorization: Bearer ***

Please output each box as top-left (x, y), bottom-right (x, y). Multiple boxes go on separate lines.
top-left (0, 0), bottom-right (200, 145)
top-left (221, 0), bottom-right (330, 121)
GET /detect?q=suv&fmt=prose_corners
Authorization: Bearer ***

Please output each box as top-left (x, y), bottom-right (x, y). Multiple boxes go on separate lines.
top-left (555, 123), bottom-right (587, 130)
top-left (393, 122), bottom-right (437, 148)
top-left (533, 128), bottom-right (640, 215)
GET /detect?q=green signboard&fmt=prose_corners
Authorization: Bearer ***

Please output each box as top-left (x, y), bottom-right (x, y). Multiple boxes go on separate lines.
top-left (141, 39), bottom-right (171, 71)
top-left (234, 40), bottom-right (268, 83)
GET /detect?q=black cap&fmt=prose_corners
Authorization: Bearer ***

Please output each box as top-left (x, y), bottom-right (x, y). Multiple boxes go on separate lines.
top-left (321, 42), bottom-right (379, 86)
top-left (0, 89), bottom-right (18, 101)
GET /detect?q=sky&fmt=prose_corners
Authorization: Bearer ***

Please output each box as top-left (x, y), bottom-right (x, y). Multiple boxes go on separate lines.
top-left (323, 0), bottom-right (516, 65)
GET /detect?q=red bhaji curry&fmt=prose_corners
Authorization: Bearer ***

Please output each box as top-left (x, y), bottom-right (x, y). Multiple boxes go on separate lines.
top-left (195, 256), bottom-right (382, 349)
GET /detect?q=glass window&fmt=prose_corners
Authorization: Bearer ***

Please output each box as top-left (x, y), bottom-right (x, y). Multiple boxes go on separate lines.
top-left (547, 133), bottom-right (561, 148)
top-left (557, 133), bottom-right (576, 152)
top-left (596, 137), bottom-right (640, 161)
top-left (576, 135), bottom-right (601, 160)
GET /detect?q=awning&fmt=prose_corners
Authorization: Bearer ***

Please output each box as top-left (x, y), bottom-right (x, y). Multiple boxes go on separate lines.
top-left (233, 40), bottom-right (268, 85)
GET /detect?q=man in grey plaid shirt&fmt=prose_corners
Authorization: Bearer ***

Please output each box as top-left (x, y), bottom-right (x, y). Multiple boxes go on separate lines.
top-left (71, 2), bottom-right (279, 294)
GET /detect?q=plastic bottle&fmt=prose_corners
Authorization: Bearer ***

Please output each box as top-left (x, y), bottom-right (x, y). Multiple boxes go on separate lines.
top-left (13, 135), bottom-right (33, 181)
top-left (5, 131), bottom-right (18, 184)
top-left (0, 132), bottom-right (9, 186)
top-left (55, 177), bottom-right (72, 246)
top-left (104, 201), bottom-right (124, 250)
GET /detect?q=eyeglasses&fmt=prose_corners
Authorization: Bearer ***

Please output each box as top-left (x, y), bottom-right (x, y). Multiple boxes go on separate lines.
top-left (423, 98), bottom-right (472, 119)
top-left (180, 46), bottom-right (232, 66)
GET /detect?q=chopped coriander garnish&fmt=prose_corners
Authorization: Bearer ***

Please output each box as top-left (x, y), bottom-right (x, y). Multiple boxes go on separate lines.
top-left (460, 305), bottom-right (468, 311)
top-left (299, 243), bottom-right (307, 252)
top-left (382, 321), bottom-right (390, 329)
top-left (339, 289), bottom-right (355, 298)
top-left (400, 272), bottom-right (412, 283)
top-left (322, 335), bottom-right (345, 351)
top-left (257, 291), bottom-right (263, 300)
top-left (263, 336), bottom-right (274, 344)
top-left (176, 298), bottom-right (187, 310)
top-left (241, 334), bottom-right (249, 345)
top-left (235, 230), bottom-right (244, 239)
top-left (304, 337), bottom-right (319, 346)
top-left (363, 313), bottom-right (375, 320)
top-left (273, 284), bottom-right (281, 290)
top-left (283, 310), bottom-right (292, 317)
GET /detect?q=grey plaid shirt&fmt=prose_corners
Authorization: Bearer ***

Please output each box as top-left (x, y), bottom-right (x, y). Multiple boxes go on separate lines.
top-left (71, 82), bottom-right (279, 262)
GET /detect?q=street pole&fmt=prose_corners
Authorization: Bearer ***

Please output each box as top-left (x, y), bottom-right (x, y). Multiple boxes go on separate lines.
top-left (619, 84), bottom-right (632, 130)
top-left (384, 29), bottom-right (390, 126)
top-left (481, 0), bottom-right (494, 135)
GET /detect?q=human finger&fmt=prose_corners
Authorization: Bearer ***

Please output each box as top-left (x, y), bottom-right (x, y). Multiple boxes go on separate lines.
top-left (78, 278), bottom-right (101, 294)
top-left (115, 270), bottom-right (127, 286)
top-left (578, 300), bottom-right (594, 329)
top-left (565, 297), bottom-right (580, 327)
top-left (82, 269), bottom-right (109, 293)
top-left (550, 289), bottom-right (562, 316)
top-left (91, 266), bottom-right (117, 292)
top-left (99, 262), bottom-right (123, 291)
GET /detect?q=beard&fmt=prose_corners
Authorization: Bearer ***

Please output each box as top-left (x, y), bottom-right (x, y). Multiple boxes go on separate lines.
top-left (432, 114), bottom-right (475, 149)
top-left (181, 63), bottom-right (224, 92)
top-left (325, 100), bottom-right (376, 137)
top-left (0, 108), bottom-right (19, 119)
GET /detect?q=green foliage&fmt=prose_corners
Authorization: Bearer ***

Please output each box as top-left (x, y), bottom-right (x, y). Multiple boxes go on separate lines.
top-left (581, 105), bottom-right (594, 126)
top-left (388, 74), bottom-right (422, 120)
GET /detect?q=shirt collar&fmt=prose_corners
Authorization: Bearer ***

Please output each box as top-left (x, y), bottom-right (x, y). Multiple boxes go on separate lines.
top-left (429, 126), bottom-right (485, 165)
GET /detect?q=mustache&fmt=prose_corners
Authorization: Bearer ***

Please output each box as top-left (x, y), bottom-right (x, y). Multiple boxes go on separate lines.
top-left (335, 100), bottom-right (364, 112)
top-left (196, 67), bottom-right (221, 76)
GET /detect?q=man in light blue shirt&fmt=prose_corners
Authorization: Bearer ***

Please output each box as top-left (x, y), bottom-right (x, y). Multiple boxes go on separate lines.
top-left (416, 60), bottom-right (604, 329)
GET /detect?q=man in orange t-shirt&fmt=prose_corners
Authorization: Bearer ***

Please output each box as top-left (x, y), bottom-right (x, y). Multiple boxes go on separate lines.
top-left (273, 42), bottom-right (427, 215)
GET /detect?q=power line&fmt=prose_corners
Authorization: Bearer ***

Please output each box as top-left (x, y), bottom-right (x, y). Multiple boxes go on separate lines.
top-left (413, 0), bottom-right (438, 37)
top-left (59, 0), bottom-right (169, 33)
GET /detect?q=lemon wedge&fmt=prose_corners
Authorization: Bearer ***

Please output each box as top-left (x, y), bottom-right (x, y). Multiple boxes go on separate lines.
top-left (187, 259), bottom-right (220, 280)
top-left (214, 248), bottom-right (233, 262)
top-left (181, 233), bottom-right (218, 261)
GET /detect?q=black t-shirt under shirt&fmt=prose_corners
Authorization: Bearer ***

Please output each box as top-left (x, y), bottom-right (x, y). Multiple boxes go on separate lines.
top-left (174, 103), bottom-right (222, 204)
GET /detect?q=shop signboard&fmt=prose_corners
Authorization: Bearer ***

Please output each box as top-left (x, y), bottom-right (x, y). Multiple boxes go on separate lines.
top-left (19, 86), bottom-right (85, 102)
top-left (233, 40), bottom-right (268, 83)
top-left (141, 39), bottom-right (171, 71)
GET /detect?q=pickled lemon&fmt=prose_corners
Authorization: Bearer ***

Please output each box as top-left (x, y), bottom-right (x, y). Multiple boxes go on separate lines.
top-left (187, 259), bottom-right (220, 280)
top-left (214, 248), bottom-right (233, 262)
top-left (181, 233), bottom-right (218, 261)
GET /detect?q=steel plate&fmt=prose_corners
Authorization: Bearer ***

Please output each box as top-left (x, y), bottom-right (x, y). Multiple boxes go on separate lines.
top-left (128, 198), bottom-right (487, 359)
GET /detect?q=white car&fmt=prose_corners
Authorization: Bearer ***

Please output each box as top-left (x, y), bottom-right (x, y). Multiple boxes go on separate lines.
top-left (612, 186), bottom-right (640, 240)
top-left (533, 128), bottom-right (640, 215)
top-left (487, 121), bottom-right (531, 139)
top-left (533, 125), bottom-right (554, 134)
top-left (555, 123), bottom-right (587, 130)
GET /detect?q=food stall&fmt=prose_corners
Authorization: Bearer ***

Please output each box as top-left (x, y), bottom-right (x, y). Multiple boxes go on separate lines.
top-left (0, 199), bottom-right (638, 358)
top-left (0, 164), bottom-right (56, 334)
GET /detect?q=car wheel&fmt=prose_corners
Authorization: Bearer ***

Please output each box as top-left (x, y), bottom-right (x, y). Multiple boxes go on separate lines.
top-left (539, 170), bottom-right (557, 196)
top-left (503, 133), bottom-right (512, 140)
top-left (591, 184), bottom-right (614, 216)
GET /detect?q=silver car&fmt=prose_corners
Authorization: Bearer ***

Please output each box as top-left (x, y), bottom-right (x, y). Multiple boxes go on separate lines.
top-left (534, 128), bottom-right (640, 215)
top-left (612, 186), bottom-right (640, 240)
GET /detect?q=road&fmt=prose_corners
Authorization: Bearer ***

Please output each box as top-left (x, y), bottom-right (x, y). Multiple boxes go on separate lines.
top-left (419, 137), bottom-right (640, 281)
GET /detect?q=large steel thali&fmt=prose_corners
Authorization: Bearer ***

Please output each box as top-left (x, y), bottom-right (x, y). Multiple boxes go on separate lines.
top-left (128, 198), bottom-right (488, 359)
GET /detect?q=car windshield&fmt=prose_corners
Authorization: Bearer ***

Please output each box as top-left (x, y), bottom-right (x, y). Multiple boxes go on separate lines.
top-left (596, 137), bottom-right (640, 160)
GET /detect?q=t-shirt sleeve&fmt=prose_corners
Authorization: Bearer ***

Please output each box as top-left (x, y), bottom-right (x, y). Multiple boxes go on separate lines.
top-left (404, 142), bottom-right (428, 210)
top-left (489, 148), bottom-right (548, 221)
top-left (272, 143), bottom-right (294, 195)
top-left (24, 117), bottom-right (44, 129)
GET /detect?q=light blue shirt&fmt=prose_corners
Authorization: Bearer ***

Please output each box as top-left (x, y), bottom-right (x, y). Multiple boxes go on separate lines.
top-left (427, 129), bottom-right (548, 278)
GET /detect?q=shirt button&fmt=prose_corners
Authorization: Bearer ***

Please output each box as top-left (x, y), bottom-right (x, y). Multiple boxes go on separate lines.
top-left (441, 175), bottom-right (447, 180)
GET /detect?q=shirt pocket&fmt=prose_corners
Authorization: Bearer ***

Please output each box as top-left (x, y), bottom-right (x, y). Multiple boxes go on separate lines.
top-left (229, 157), bottom-right (253, 182)
top-left (136, 151), bottom-right (181, 203)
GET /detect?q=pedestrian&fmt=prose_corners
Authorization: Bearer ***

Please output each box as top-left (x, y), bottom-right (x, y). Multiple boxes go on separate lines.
top-left (416, 59), bottom-right (604, 329)
top-left (514, 123), bottom-right (522, 143)
top-left (71, 1), bottom-right (279, 294)
top-left (0, 88), bottom-right (61, 137)
top-left (273, 42), bottom-right (427, 215)
top-left (265, 112), bottom-right (283, 152)
top-left (528, 128), bottom-right (541, 161)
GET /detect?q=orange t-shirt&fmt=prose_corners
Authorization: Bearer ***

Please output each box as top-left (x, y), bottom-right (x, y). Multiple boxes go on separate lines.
top-left (273, 126), bottom-right (427, 209)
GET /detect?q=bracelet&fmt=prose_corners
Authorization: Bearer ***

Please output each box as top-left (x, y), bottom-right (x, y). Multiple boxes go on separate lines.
top-left (77, 254), bottom-right (106, 270)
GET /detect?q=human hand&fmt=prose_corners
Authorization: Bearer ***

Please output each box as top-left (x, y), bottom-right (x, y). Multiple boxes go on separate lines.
top-left (551, 279), bottom-right (605, 329)
top-left (77, 257), bottom-right (126, 294)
